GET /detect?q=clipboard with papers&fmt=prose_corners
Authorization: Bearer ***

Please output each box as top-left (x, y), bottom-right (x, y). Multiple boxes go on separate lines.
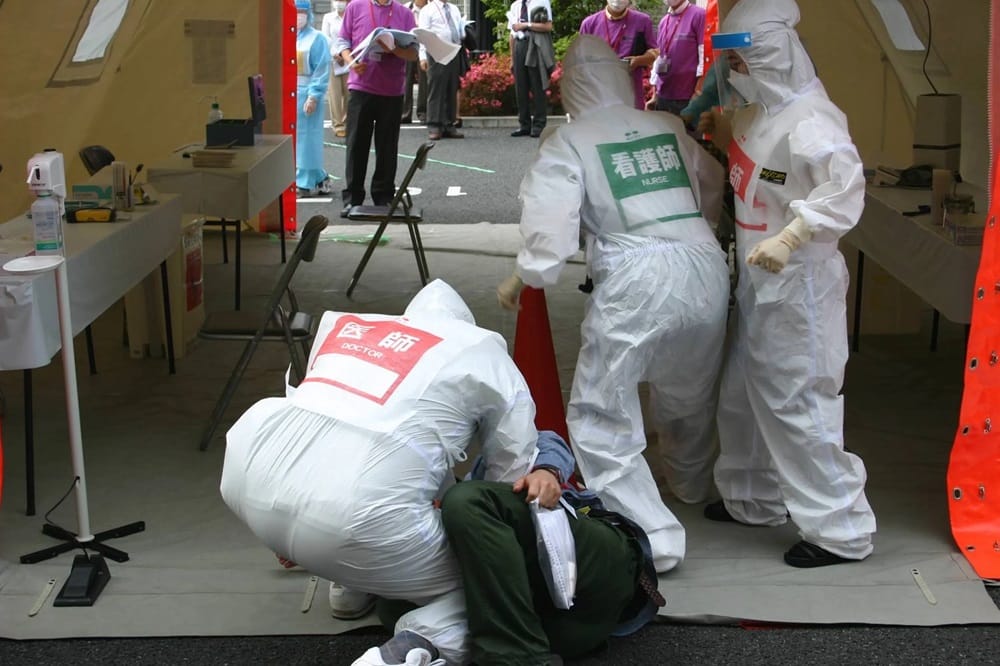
top-left (343, 26), bottom-right (461, 72)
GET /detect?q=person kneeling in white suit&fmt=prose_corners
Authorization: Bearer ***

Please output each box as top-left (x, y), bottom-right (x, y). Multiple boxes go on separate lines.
top-left (220, 280), bottom-right (565, 666)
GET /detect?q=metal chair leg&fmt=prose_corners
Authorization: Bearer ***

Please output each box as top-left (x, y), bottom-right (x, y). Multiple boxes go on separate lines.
top-left (346, 220), bottom-right (392, 298)
top-left (199, 333), bottom-right (264, 451)
top-left (410, 223), bottom-right (430, 284)
top-left (220, 218), bottom-right (229, 264)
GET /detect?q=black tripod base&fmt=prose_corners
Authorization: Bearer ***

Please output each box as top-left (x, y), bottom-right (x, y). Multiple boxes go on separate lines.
top-left (54, 553), bottom-right (110, 607)
top-left (20, 520), bottom-right (146, 564)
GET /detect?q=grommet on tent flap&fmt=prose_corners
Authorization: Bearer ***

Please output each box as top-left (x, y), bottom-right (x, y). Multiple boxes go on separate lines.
top-left (991, 352), bottom-right (998, 366)
top-left (989, 215), bottom-right (995, 228)
top-left (970, 357), bottom-right (978, 370)
top-left (978, 287), bottom-right (985, 300)
top-left (985, 418), bottom-right (992, 433)
top-left (979, 485), bottom-right (986, 499)
top-left (962, 425), bottom-right (970, 435)
top-left (967, 545), bottom-right (976, 552)
top-left (953, 487), bottom-right (962, 500)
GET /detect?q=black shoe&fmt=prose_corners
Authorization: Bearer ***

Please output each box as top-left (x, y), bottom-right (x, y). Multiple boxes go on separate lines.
top-left (340, 204), bottom-right (353, 219)
top-left (400, 115), bottom-right (412, 124)
top-left (703, 500), bottom-right (738, 522)
top-left (454, 118), bottom-right (463, 128)
top-left (511, 129), bottom-right (531, 137)
top-left (417, 114), bottom-right (427, 123)
top-left (530, 129), bottom-right (543, 138)
top-left (443, 129), bottom-right (464, 139)
top-left (783, 540), bottom-right (855, 568)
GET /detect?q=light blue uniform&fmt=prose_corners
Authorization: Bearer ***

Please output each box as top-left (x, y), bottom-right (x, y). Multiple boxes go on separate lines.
top-left (296, 1), bottom-right (331, 191)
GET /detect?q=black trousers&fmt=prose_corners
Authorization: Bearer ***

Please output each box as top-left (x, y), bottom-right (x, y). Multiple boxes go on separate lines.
top-left (513, 38), bottom-right (548, 133)
top-left (426, 55), bottom-right (460, 131)
top-left (342, 90), bottom-right (403, 206)
top-left (403, 60), bottom-right (427, 120)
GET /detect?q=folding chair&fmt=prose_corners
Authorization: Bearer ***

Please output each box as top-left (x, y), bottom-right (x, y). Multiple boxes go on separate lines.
top-left (345, 142), bottom-right (434, 298)
top-left (196, 215), bottom-right (328, 450)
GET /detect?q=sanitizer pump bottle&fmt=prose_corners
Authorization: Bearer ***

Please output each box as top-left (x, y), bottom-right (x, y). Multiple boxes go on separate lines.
top-left (31, 190), bottom-right (64, 255)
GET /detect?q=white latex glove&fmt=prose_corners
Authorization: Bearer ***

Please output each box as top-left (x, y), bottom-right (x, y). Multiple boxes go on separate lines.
top-left (497, 275), bottom-right (524, 311)
top-left (747, 217), bottom-right (812, 273)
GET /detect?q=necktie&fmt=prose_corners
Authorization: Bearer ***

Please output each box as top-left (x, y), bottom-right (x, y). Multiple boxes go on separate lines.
top-left (443, 3), bottom-right (461, 44)
top-left (519, 0), bottom-right (528, 22)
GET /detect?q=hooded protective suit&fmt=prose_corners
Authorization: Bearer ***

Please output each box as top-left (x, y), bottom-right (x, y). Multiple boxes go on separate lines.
top-left (712, 0), bottom-right (876, 559)
top-left (220, 280), bottom-right (545, 663)
top-left (295, 0), bottom-right (331, 192)
top-left (513, 35), bottom-right (730, 573)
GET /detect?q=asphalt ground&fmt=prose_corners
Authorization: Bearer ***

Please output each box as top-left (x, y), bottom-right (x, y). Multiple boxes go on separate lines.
top-left (295, 123), bottom-right (546, 226)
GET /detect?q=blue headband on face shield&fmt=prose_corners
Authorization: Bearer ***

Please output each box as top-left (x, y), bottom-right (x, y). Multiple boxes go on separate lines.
top-left (711, 32), bottom-right (752, 50)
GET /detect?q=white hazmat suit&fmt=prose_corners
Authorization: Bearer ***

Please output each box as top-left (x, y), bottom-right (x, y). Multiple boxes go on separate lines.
top-left (507, 35), bottom-right (730, 573)
top-left (711, 0), bottom-right (876, 561)
top-left (220, 280), bottom-right (541, 663)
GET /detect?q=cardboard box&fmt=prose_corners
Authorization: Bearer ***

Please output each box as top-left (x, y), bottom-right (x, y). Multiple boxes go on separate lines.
top-left (124, 216), bottom-right (205, 359)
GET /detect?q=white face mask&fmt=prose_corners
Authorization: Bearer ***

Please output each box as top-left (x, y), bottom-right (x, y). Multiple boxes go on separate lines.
top-left (607, 0), bottom-right (629, 13)
top-left (727, 70), bottom-right (757, 105)
top-left (297, 13), bottom-right (308, 30)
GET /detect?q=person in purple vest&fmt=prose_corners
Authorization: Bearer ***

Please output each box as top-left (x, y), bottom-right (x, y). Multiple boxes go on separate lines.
top-left (579, 0), bottom-right (656, 110)
top-left (335, 0), bottom-right (418, 218)
top-left (650, 0), bottom-right (706, 115)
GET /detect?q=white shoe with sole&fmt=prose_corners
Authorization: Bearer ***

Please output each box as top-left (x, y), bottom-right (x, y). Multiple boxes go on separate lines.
top-left (329, 581), bottom-right (376, 620)
top-left (350, 647), bottom-right (445, 666)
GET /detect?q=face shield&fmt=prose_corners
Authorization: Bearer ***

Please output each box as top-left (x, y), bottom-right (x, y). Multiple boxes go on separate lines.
top-left (710, 31), bottom-right (754, 112)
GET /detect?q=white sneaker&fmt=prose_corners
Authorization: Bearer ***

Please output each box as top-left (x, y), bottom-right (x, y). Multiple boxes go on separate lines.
top-left (350, 646), bottom-right (445, 666)
top-left (329, 581), bottom-right (375, 620)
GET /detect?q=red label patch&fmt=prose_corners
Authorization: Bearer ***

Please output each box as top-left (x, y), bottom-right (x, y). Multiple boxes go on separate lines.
top-left (302, 316), bottom-right (443, 404)
top-left (728, 140), bottom-right (756, 203)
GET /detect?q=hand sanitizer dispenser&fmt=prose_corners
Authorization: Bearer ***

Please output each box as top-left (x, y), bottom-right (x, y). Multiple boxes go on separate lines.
top-left (27, 150), bottom-right (68, 255)
top-left (27, 150), bottom-right (68, 215)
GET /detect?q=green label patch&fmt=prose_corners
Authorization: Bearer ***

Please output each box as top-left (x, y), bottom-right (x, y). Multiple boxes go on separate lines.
top-left (597, 133), bottom-right (691, 200)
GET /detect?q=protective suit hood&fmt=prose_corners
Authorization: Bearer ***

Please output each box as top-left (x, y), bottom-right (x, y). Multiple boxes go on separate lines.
top-left (296, 0), bottom-right (315, 24)
top-left (403, 279), bottom-right (476, 325)
top-left (721, 0), bottom-right (815, 112)
top-left (560, 35), bottom-right (634, 120)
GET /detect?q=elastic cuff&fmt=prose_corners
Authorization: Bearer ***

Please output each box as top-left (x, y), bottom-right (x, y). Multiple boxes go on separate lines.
top-left (785, 216), bottom-right (812, 245)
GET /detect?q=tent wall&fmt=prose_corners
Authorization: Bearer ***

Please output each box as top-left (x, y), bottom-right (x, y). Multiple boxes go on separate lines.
top-left (800, 1), bottom-right (990, 190)
top-left (0, 1), bottom-right (261, 222)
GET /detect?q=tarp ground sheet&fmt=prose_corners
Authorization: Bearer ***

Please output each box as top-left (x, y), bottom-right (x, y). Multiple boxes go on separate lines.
top-left (0, 226), bottom-right (997, 639)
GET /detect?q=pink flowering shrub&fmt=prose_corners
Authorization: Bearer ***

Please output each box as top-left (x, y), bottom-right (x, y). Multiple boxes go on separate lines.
top-left (460, 53), bottom-right (565, 117)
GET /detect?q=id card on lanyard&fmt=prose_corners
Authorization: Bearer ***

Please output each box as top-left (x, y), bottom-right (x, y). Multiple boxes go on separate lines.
top-left (657, 6), bottom-right (687, 73)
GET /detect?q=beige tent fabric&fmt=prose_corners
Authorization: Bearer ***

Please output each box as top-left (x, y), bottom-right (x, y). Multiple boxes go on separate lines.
top-left (0, 1), bottom-right (261, 222)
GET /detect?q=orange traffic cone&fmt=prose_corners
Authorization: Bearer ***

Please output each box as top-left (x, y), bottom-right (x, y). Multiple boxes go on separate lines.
top-left (513, 286), bottom-right (569, 444)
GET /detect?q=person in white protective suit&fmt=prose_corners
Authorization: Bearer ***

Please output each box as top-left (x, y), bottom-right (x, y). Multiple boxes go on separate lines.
top-left (496, 34), bottom-right (731, 574)
top-left (699, 0), bottom-right (877, 567)
top-left (220, 280), bottom-right (565, 666)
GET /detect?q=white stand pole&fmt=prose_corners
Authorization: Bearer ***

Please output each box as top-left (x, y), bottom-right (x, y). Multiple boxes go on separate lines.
top-left (53, 258), bottom-right (93, 542)
top-left (4, 255), bottom-right (92, 541)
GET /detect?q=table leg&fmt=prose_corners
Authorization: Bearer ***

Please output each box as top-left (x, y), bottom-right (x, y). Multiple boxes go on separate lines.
top-left (930, 310), bottom-right (940, 352)
top-left (24, 370), bottom-right (35, 517)
top-left (852, 250), bottom-right (865, 353)
top-left (85, 325), bottom-right (97, 375)
top-left (159, 261), bottom-right (176, 375)
top-left (220, 218), bottom-right (229, 264)
top-left (279, 194), bottom-right (287, 264)
top-left (235, 220), bottom-right (242, 310)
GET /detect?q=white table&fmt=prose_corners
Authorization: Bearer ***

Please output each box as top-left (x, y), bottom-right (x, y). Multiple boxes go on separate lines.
top-left (844, 184), bottom-right (986, 349)
top-left (0, 194), bottom-right (182, 514)
top-left (147, 134), bottom-right (294, 310)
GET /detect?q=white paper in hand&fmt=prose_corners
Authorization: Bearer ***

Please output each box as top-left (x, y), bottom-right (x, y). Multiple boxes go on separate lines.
top-left (530, 499), bottom-right (577, 609)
